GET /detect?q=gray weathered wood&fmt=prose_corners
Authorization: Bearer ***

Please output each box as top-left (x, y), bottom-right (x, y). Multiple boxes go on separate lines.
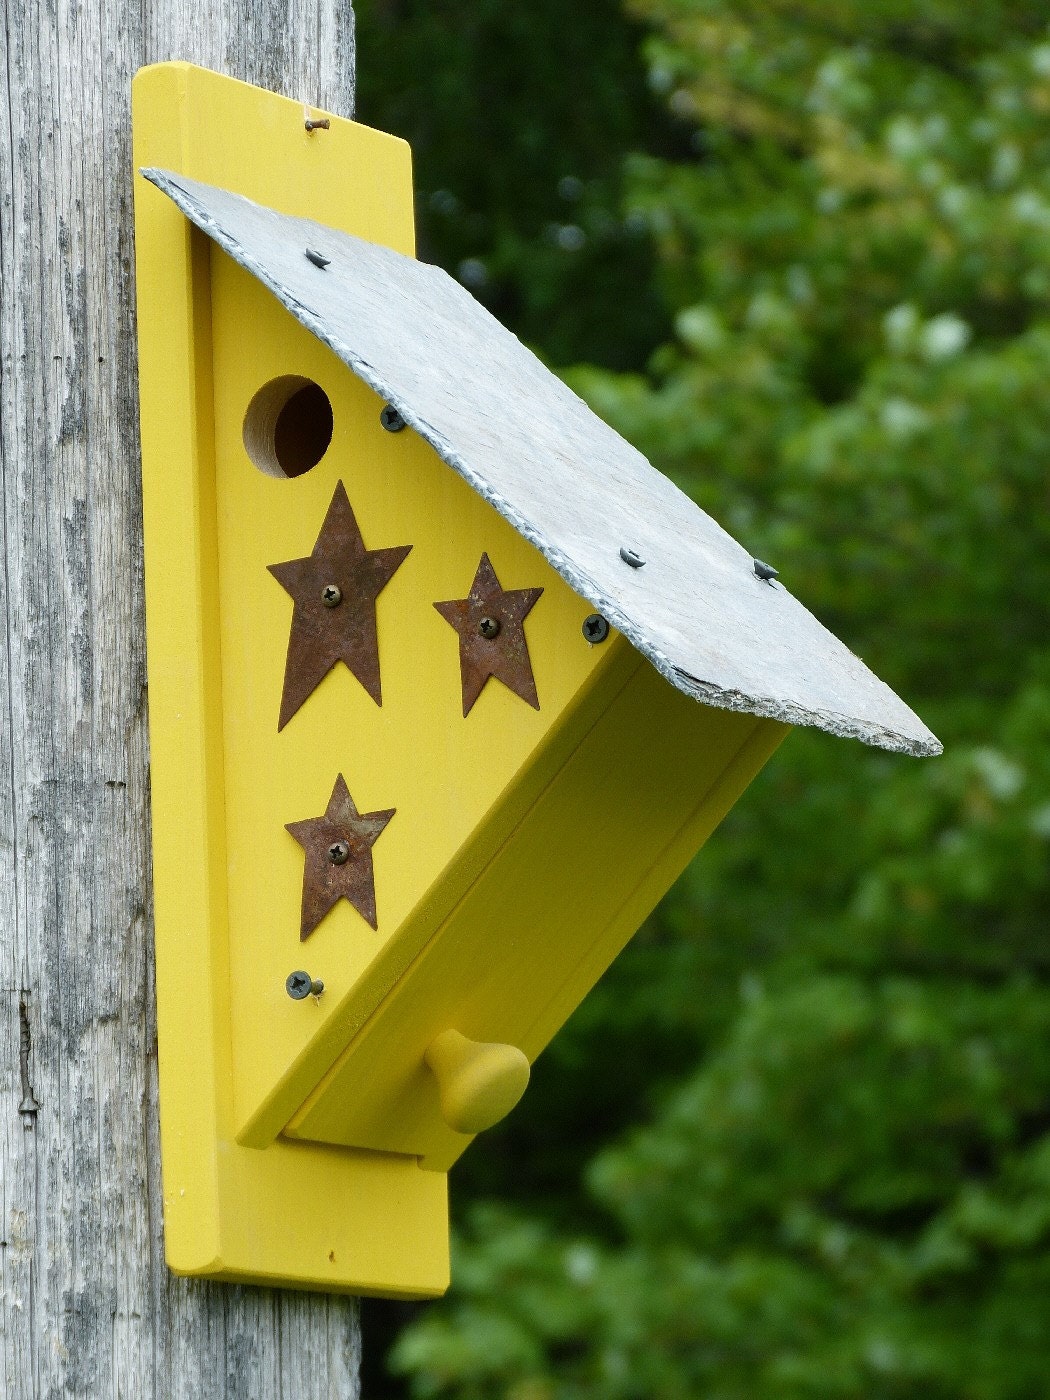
top-left (0, 4), bottom-right (361, 1395)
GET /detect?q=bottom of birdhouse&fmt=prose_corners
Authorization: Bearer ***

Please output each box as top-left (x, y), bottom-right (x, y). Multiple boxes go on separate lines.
top-left (282, 658), bottom-right (790, 1170)
top-left (160, 1131), bottom-right (449, 1297)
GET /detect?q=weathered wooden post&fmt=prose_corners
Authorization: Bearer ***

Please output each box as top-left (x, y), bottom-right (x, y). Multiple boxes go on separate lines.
top-left (0, 6), bottom-right (361, 1395)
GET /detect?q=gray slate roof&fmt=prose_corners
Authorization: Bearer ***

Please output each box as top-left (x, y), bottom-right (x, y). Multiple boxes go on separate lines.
top-left (143, 168), bottom-right (941, 757)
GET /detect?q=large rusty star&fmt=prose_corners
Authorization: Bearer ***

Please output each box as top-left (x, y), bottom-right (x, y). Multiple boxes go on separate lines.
top-left (434, 553), bottom-right (543, 716)
top-left (285, 774), bottom-right (395, 939)
top-left (268, 482), bottom-right (412, 730)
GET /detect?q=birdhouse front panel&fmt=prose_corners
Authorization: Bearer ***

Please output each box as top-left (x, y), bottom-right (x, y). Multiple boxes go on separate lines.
top-left (207, 251), bottom-right (630, 1145)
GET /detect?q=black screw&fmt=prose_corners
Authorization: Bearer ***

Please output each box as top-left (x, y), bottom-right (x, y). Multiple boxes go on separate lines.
top-left (304, 117), bottom-right (331, 132)
top-left (479, 616), bottom-right (501, 639)
top-left (380, 404), bottom-right (405, 433)
top-left (619, 547), bottom-right (645, 569)
top-left (753, 558), bottom-right (779, 584)
top-left (583, 613), bottom-right (610, 643)
top-left (305, 248), bottom-right (331, 269)
top-left (287, 970), bottom-right (324, 1000)
top-left (328, 841), bottom-right (350, 865)
top-left (321, 583), bottom-right (342, 608)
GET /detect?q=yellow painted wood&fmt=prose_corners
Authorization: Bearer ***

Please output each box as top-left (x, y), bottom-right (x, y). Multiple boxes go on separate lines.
top-left (136, 62), bottom-right (416, 252)
top-left (425, 1031), bottom-right (531, 1135)
top-left (197, 1141), bottom-right (448, 1298)
top-left (208, 259), bottom-right (628, 1148)
top-left (133, 61), bottom-right (449, 1297)
top-left (286, 670), bottom-right (788, 1170)
top-left (135, 61), bottom-right (790, 1297)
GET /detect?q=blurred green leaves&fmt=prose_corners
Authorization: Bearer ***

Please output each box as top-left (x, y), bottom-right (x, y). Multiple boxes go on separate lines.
top-left (355, 0), bottom-right (682, 369)
top-left (358, 3), bottom-right (1050, 1396)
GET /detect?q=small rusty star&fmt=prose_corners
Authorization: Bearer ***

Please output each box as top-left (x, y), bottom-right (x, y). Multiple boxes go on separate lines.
top-left (268, 481), bottom-right (412, 729)
top-left (434, 553), bottom-right (543, 716)
top-left (285, 775), bottom-right (395, 939)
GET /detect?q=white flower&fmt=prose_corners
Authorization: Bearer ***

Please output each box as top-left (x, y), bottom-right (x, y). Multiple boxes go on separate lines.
top-left (880, 396), bottom-right (929, 439)
top-left (921, 313), bottom-right (971, 361)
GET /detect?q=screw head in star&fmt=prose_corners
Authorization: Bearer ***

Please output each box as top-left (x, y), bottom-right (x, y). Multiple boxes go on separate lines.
top-left (434, 553), bottom-right (543, 716)
top-left (268, 481), bottom-right (412, 729)
top-left (285, 774), bottom-right (396, 939)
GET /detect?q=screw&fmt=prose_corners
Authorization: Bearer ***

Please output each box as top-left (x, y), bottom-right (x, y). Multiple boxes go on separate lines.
top-left (583, 613), bottom-right (610, 643)
top-left (753, 558), bottom-right (779, 584)
top-left (479, 616), bottom-right (501, 639)
top-left (321, 583), bottom-right (342, 608)
top-left (619, 547), bottom-right (645, 569)
top-left (305, 248), bottom-right (331, 269)
top-left (328, 841), bottom-right (350, 865)
top-left (304, 117), bottom-right (331, 132)
top-left (287, 970), bottom-right (324, 999)
top-left (380, 404), bottom-right (405, 433)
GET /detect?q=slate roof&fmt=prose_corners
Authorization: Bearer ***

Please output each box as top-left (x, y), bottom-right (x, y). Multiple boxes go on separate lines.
top-left (142, 168), bottom-right (941, 757)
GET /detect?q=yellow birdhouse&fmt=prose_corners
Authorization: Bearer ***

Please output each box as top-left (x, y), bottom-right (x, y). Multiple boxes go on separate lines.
top-left (132, 63), bottom-right (940, 1298)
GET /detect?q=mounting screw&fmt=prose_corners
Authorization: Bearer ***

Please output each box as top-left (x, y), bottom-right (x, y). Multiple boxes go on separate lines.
top-left (305, 248), bottom-right (331, 269)
top-left (321, 583), bottom-right (342, 608)
top-left (304, 116), bottom-right (331, 132)
top-left (753, 558), bottom-right (779, 584)
top-left (328, 841), bottom-right (350, 865)
top-left (619, 547), bottom-right (645, 569)
top-left (583, 613), bottom-right (610, 643)
top-left (287, 970), bottom-right (324, 1000)
top-left (478, 616), bottom-right (501, 639)
top-left (380, 404), bottom-right (405, 433)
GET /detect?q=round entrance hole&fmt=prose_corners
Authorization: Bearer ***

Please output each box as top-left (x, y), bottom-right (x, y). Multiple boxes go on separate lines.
top-left (243, 376), bottom-right (333, 478)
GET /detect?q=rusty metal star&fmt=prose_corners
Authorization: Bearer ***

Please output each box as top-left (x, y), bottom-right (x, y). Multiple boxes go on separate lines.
top-left (285, 774), bottom-right (396, 939)
top-left (268, 481), bottom-right (412, 730)
top-left (434, 553), bottom-right (543, 716)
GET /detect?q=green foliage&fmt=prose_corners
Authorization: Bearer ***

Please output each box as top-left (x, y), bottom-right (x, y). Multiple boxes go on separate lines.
top-left (355, 0), bottom-right (679, 369)
top-left (360, 4), bottom-right (1050, 1396)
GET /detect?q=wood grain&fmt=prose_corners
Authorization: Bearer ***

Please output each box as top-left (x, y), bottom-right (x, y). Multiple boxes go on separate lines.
top-left (0, 3), bottom-right (361, 1393)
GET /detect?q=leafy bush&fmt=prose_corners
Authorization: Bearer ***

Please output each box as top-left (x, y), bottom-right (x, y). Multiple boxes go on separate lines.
top-left (359, 4), bottom-right (1050, 1396)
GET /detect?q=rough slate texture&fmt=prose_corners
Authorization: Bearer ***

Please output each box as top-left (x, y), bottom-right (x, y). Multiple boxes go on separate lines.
top-left (144, 169), bottom-right (941, 757)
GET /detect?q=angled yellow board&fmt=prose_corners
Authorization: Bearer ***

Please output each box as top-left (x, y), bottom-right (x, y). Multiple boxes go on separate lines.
top-left (133, 62), bottom-right (788, 1295)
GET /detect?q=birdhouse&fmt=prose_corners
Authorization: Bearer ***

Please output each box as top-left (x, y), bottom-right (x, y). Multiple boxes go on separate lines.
top-left (132, 63), bottom-right (940, 1298)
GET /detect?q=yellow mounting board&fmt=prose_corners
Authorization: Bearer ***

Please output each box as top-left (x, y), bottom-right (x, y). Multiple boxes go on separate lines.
top-left (133, 62), bottom-right (449, 1295)
top-left (134, 62), bottom-right (789, 1296)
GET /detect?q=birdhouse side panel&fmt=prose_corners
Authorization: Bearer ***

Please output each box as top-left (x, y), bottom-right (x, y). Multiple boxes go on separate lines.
top-left (284, 670), bottom-right (788, 1165)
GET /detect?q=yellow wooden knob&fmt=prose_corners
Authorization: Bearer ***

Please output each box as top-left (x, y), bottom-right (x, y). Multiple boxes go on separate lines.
top-left (424, 1030), bottom-right (530, 1135)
